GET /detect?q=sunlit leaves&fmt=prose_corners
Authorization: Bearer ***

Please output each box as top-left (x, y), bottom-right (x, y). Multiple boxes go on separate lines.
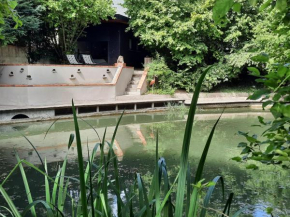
top-left (250, 53), bottom-right (269, 63)
top-left (276, 0), bottom-right (288, 12)
top-left (212, 0), bottom-right (233, 24)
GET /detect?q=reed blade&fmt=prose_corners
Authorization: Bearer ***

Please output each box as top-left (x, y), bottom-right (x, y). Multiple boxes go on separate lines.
top-left (0, 186), bottom-right (21, 217)
top-left (200, 176), bottom-right (224, 217)
top-left (175, 66), bottom-right (212, 217)
top-left (22, 200), bottom-right (54, 217)
top-left (15, 151), bottom-right (36, 217)
top-left (44, 158), bottom-right (51, 205)
top-left (188, 113), bottom-right (223, 216)
top-left (72, 99), bottom-right (88, 217)
top-left (44, 118), bottom-right (60, 139)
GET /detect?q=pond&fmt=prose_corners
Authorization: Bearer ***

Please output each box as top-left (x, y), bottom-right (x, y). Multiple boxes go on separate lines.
top-left (0, 108), bottom-right (289, 216)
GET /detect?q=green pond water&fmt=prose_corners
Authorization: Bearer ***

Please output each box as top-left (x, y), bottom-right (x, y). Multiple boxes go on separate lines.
top-left (0, 109), bottom-right (289, 216)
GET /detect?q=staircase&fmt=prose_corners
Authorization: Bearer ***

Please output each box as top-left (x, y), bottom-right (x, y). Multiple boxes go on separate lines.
top-left (125, 70), bottom-right (144, 96)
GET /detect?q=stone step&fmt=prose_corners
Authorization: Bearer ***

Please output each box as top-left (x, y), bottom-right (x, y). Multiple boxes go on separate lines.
top-left (133, 71), bottom-right (144, 75)
top-left (126, 91), bottom-right (140, 96)
top-left (130, 80), bottom-right (139, 85)
top-left (132, 74), bottom-right (142, 78)
top-left (126, 87), bottom-right (137, 92)
top-left (128, 84), bottom-right (138, 89)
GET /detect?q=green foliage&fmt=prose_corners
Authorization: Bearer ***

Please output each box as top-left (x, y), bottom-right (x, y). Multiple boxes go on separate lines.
top-left (0, 0), bottom-right (53, 63)
top-left (42, 0), bottom-right (115, 61)
top-left (212, 0), bottom-right (290, 168)
top-left (235, 60), bottom-right (290, 168)
top-left (0, 0), bottom-right (22, 41)
top-left (146, 56), bottom-right (176, 94)
top-left (1, 0), bottom-right (42, 45)
top-left (124, 0), bottom-right (263, 91)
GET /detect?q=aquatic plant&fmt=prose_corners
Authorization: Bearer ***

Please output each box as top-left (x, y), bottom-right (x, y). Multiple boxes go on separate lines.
top-left (0, 67), bottom-right (242, 217)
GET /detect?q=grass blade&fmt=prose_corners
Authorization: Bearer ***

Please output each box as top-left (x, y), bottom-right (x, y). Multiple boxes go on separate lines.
top-left (109, 111), bottom-right (124, 216)
top-left (186, 163), bottom-right (191, 216)
top-left (44, 158), bottom-right (51, 205)
top-left (155, 132), bottom-right (160, 214)
top-left (22, 134), bottom-right (45, 171)
top-left (57, 157), bottom-right (68, 212)
top-left (194, 111), bottom-right (224, 184)
top-left (72, 99), bottom-right (88, 217)
top-left (200, 176), bottom-right (224, 217)
top-left (52, 168), bottom-right (61, 206)
top-left (188, 112), bottom-right (223, 216)
top-left (44, 118), bottom-right (60, 139)
top-left (0, 206), bottom-right (13, 217)
top-left (222, 193), bottom-right (234, 216)
top-left (22, 200), bottom-right (54, 217)
top-left (81, 118), bottom-right (101, 143)
top-left (87, 142), bottom-right (95, 217)
top-left (0, 186), bottom-right (21, 217)
top-left (175, 66), bottom-right (212, 217)
top-left (136, 173), bottom-right (151, 217)
top-left (15, 151), bottom-right (36, 217)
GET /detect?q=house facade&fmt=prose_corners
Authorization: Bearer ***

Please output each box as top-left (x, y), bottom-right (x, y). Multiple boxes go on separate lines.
top-left (77, 0), bottom-right (148, 68)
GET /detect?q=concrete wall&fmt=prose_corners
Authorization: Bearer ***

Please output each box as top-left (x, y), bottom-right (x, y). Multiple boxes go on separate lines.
top-left (0, 64), bottom-right (134, 107)
top-left (0, 65), bottom-right (118, 85)
top-left (0, 46), bottom-right (28, 64)
top-left (115, 67), bottom-right (133, 96)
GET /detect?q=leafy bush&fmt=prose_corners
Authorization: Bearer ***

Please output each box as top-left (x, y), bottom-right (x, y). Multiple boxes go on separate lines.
top-left (146, 56), bottom-right (176, 94)
top-left (124, 0), bottom-right (265, 91)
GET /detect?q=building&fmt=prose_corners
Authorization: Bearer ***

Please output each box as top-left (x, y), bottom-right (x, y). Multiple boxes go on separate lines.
top-left (77, 0), bottom-right (148, 68)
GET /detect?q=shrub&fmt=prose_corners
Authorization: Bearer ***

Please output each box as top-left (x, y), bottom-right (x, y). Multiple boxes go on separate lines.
top-left (146, 55), bottom-right (176, 94)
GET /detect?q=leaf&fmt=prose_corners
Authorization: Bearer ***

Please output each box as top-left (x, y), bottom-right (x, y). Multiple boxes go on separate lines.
top-left (9, 1), bottom-right (18, 9)
top-left (232, 157), bottom-right (242, 162)
top-left (251, 53), bottom-right (269, 63)
top-left (232, 3), bottom-right (242, 12)
top-left (241, 147), bottom-right (251, 154)
top-left (259, 0), bottom-right (272, 11)
top-left (249, 0), bottom-right (258, 6)
top-left (282, 105), bottom-right (290, 117)
top-left (277, 66), bottom-right (287, 77)
top-left (174, 66), bottom-right (212, 217)
top-left (247, 67), bottom-right (260, 76)
top-left (258, 116), bottom-right (266, 125)
top-left (276, 0), bottom-right (287, 11)
top-left (246, 136), bottom-right (258, 143)
top-left (273, 156), bottom-right (290, 161)
top-left (262, 100), bottom-right (273, 109)
top-left (238, 142), bottom-right (247, 147)
top-left (68, 134), bottom-right (75, 150)
top-left (72, 100), bottom-right (88, 217)
top-left (246, 164), bottom-right (258, 170)
top-left (212, 0), bottom-right (234, 23)
top-left (266, 207), bottom-right (273, 214)
top-left (275, 149), bottom-right (288, 157)
top-left (200, 176), bottom-right (224, 217)
top-left (248, 89), bottom-right (270, 100)
top-left (273, 93), bottom-right (281, 101)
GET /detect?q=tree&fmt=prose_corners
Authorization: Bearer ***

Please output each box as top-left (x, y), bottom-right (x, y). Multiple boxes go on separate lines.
top-left (124, 0), bottom-right (263, 91)
top-left (42, 0), bottom-right (115, 62)
top-left (1, 0), bottom-right (47, 63)
top-left (213, 0), bottom-right (290, 168)
top-left (0, 0), bottom-right (22, 41)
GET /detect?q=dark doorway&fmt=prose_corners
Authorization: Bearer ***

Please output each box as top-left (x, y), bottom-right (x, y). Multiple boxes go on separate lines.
top-left (91, 41), bottom-right (108, 62)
